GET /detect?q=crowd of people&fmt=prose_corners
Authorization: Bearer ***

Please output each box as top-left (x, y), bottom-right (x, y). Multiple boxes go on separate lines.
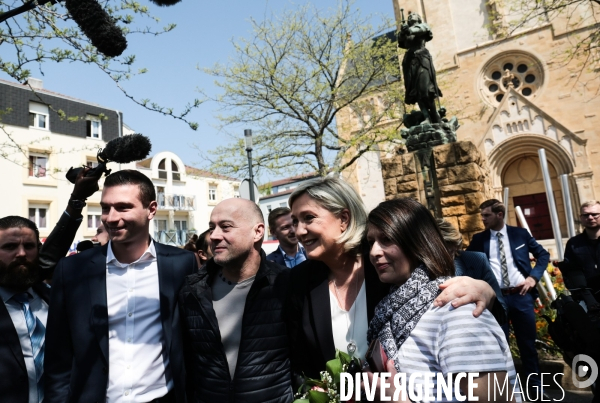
top-left (0, 168), bottom-right (598, 403)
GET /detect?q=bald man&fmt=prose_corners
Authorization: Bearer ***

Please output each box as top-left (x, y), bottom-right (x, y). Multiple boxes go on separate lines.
top-left (179, 198), bottom-right (292, 403)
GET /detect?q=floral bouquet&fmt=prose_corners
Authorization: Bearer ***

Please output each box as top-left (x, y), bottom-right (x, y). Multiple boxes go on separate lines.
top-left (293, 350), bottom-right (361, 403)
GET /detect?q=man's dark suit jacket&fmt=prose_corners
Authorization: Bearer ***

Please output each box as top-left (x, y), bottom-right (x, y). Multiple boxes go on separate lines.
top-left (0, 211), bottom-right (81, 403)
top-left (266, 247), bottom-right (306, 267)
top-left (0, 283), bottom-right (51, 403)
top-left (467, 225), bottom-right (550, 296)
top-left (455, 250), bottom-right (507, 324)
top-left (266, 249), bottom-right (286, 266)
top-left (44, 242), bottom-right (197, 403)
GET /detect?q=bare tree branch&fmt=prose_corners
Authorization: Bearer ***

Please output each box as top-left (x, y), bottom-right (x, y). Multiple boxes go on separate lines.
top-left (0, 0), bottom-right (201, 129)
top-left (199, 0), bottom-right (405, 178)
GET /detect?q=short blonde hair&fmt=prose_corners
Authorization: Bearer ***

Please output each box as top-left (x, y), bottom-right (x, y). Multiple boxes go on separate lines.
top-left (288, 176), bottom-right (366, 254)
top-left (580, 200), bottom-right (600, 212)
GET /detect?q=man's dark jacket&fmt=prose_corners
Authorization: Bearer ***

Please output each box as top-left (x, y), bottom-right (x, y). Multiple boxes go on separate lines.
top-left (266, 247), bottom-right (306, 268)
top-left (266, 248), bottom-right (286, 267)
top-left (179, 250), bottom-right (292, 403)
top-left (467, 225), bottom-right (550, 296)
top-left (0, 283), bottom-right (51, 403)
top-left (563, 233), bottom-right (600, 288)
top-left (455, 250), bottom-right (507, 324)
top-left (0, 211), bottom-right (81, 403)
top-left (44, 242), bottom-right (197, 403)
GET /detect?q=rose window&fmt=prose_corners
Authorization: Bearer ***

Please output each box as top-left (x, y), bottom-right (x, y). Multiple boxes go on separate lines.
top-left (480, 52), bottom-right (544, 106)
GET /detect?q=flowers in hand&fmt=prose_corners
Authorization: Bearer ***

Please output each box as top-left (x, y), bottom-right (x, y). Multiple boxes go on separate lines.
top-left (293, 350), bottom-right (360, 403)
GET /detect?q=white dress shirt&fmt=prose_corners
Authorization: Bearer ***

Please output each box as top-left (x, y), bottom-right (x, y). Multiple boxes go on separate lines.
top-left (0, 285), bottom-right (48, 403)
top-left (489, 225), bottom-right (526, 288)
top-left (105, 240), bottom-right (171, 402)
top-left (329, 281), bottom-right (368, 360)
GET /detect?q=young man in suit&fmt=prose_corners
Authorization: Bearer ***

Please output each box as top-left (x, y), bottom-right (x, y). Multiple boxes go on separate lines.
top-left (266, 207), bottom-right (306, 268)
top-left (467, 199), bottom-right (550, 399)
top-left (45, 170), bottom-right (197, 403)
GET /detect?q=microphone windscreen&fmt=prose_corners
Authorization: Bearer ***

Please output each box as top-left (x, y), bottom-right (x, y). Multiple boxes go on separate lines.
top-left (101, 134), bottom-right (152, 164)
top-left (65, 0), bottom-right (127, 57)
top-left (149, 0), bottom-right (182, 5)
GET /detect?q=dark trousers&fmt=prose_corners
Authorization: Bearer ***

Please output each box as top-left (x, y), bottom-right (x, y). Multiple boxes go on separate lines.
top-left (501, 292), bottom-right (541, 388)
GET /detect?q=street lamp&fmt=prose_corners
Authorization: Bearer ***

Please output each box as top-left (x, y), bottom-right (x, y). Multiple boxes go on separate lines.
top-left (244, 129), bottom-right (256, 202)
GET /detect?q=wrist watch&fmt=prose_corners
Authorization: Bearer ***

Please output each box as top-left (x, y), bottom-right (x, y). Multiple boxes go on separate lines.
top-left (68, 198), bottom-right (87, 210)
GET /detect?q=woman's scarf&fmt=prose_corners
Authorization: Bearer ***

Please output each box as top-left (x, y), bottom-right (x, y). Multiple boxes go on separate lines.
top-left (367, 266), bottom-right (450, 369)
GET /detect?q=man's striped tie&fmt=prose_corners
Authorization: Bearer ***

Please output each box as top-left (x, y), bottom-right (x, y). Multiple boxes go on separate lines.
top-left (497, 232), bottom-right (510, 288)
top-left (13, 293), bottom-right (45, 403)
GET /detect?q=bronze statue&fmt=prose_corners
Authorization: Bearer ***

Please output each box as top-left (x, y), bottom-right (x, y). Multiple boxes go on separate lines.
top-left (398, 12), bottom-right (443, 124)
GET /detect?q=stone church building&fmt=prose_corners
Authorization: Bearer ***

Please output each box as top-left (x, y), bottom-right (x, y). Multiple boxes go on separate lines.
top-left (342, 0), bottom-right (600, 248)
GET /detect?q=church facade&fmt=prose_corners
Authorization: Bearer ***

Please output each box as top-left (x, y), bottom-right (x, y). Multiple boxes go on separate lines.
top-left (343, 0), bottom-right (600, 242)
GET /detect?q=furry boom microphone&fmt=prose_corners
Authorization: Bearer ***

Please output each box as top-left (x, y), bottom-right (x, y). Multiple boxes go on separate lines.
top-left (65, 0), bottom-right (127, 57)
top-left (1, 0), bottom-right (182, 55)
top-left (66, 134), bottom-right (152, 184)
top-left (149, 0), bottom-right (183, 5)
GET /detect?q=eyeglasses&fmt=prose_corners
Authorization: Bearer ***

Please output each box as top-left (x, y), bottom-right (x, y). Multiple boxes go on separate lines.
top-left (580, 213), bottom-right (600, 218)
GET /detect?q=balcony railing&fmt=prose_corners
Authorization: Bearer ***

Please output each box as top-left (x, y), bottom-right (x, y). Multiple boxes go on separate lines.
top-left (157, 193), bottom-right (196, 211)
top-left (154, 230), bottom-right (196, 247)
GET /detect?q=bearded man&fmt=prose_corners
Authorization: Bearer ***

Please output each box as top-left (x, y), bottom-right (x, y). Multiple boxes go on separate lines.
top-left (0, 216), bottom-right (48, 403)
top-left (0, 166), bottom-right (101, 403)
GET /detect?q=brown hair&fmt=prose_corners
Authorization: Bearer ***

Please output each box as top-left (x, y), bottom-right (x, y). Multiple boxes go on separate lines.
top-left (0, 216), bottom-right (40, 244)
top-left (195, 229), bottom-right (211, 254)
top-left (103, 170), bottom-right (156, 208)
top-left (479, 198), bottom-right (505, 216)
top-left (268, 207), bottom-right (291, 233)
top-left (367, 198), bottom-right (454, 279)
top-left (183, 242), bottom-right (197, 252)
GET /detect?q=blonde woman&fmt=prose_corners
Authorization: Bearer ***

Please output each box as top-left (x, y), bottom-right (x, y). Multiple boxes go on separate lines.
top-left (285, 177), bottom-right (497, 380)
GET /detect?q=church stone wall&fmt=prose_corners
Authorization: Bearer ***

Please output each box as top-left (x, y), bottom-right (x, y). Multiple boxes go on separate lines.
top-left (382, 141), bottom-right (492, 245)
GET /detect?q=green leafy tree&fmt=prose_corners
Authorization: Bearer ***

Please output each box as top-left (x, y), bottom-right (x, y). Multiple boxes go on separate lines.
top-left (200, 0), bottom-right (404, 178)
top-left (0, 0), bottom-right (200, 129)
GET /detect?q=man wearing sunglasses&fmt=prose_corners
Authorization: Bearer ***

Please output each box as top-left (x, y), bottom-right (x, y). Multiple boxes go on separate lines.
top-left (563, 201), bottom-right (600, 310)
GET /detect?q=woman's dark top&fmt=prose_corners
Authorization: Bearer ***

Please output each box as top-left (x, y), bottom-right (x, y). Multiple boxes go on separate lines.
top-left (285, 258), bottom-right (389, 380)
top-left (286, 251), bottom-right (507, 380)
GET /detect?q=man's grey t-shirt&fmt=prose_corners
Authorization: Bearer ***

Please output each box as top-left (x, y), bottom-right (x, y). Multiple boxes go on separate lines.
top-left (211, 273), bottom-right (255, 379)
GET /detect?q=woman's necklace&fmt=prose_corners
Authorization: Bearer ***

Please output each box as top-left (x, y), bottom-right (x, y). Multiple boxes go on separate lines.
top-left (333, 272), bottom-right (359, 356)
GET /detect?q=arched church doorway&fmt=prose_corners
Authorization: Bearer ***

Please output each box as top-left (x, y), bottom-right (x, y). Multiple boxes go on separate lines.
top-left (502, 155), bottom-right (567, 240)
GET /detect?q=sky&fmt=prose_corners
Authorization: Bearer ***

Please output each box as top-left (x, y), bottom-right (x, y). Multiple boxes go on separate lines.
top-left (2, 0), bottom-right (396, 182)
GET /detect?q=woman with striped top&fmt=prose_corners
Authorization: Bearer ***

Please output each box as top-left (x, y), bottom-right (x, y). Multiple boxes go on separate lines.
top-left (366, 198), bottom-right (519, 402)
top-left (285, 177), bottom-right (498, 383)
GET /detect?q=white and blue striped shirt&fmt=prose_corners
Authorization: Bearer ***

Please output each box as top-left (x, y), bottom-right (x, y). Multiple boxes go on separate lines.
top-left (393, 303), bottom-right (521, 402)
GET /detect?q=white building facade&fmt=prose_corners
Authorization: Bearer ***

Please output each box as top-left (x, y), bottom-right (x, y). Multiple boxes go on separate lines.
top-left (0, 78), bottom-right (239, 250)
top-left (136, 152), bottom-right (240, 246)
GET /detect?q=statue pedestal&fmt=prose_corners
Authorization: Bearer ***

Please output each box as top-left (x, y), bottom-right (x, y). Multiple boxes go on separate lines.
top-left (381, 140), bottom-right (493, 246)
top-left (401, 118), bottom-right (459, 152)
